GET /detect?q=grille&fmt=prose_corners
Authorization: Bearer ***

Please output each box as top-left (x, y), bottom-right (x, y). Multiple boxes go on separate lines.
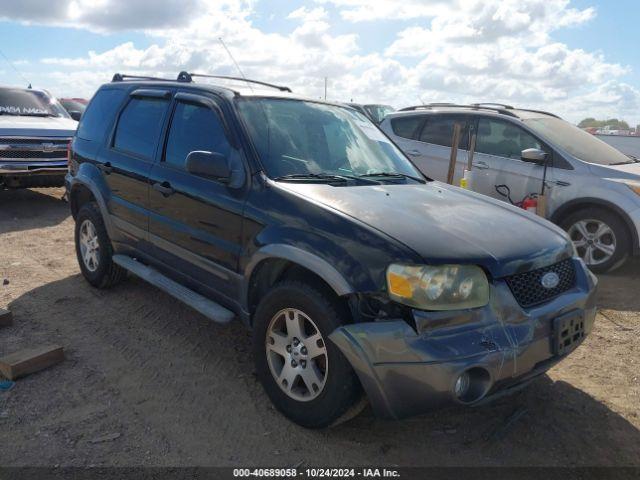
top-left (0, 137), bottom-right (69, 144)
top-left (0, 150), bottom-right (66, 159)
top-left (505, 259), bottom-right (576, 308)
top-left (0, 137), bottom-right (69, 161)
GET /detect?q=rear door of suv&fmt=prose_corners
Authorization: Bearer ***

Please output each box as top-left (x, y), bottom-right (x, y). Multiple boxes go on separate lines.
top-left (147, 91), bottom-right (246, 301)
top-left (99, 88), bottom-right (172, 245)
top-left (385, 113), bottom-right (471, 183)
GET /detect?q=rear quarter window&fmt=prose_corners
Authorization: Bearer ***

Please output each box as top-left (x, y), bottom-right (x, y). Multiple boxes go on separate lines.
top-left (390, 116), bottom-right (423, 139)
top-left (77, 88), bottom-right (127, 142)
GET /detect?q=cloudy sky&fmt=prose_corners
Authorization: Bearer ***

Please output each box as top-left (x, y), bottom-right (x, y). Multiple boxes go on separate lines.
top-left (1, 0), bottom-right (639, 125)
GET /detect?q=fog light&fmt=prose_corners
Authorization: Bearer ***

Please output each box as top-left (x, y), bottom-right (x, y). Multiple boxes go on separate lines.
top-left (454, 372), bottom-right (470, 398)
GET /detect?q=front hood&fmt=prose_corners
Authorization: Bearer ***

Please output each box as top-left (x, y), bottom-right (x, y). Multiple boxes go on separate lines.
top-left (0, 115), bottom-right (77, 137)
top-left (589, 161), bottom-right (640, 179)
top-left (277, 181), bottom-right (572, 278)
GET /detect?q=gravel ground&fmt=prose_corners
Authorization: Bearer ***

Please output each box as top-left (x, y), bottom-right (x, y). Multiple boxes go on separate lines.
top-left (0, 187), bottom-right (638, 467)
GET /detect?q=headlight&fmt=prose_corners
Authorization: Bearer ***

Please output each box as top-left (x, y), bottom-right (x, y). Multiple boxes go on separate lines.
top-left (625, 182), bottom-right (640, 196)
top-left (386, 264), bottom-right (490, 311)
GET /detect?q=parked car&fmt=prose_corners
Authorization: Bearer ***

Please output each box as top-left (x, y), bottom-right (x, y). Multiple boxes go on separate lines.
top-left (0, 86), bottom-right (77, 189)
top-left (66, 73), bottom-right (597, 428)
top-left (347, 103), bottom-right (394, 124)
top-left (59, 98), bottom-right (88, 121)
top-left (381, 104), bottom-right (640, 273)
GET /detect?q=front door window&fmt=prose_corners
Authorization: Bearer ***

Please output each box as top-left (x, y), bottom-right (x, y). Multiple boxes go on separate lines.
top-left (476, 119), bottom-right (543, 159)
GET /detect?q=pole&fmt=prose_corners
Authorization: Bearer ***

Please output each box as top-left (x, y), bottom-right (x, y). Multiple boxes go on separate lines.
top-left (324, 77), bottom-right (327, 101)
top-left (447, 123), bottom-right (462, 185)
top-left (537, 154), bottom-right (550, 217)
top-left (467, 125), bottom-right (476, 171)
top-left (460, 125), bottom-right (477, 190)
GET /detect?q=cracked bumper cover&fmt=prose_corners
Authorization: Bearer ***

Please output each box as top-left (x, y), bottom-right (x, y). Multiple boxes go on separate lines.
top-left (329, 258), bottom-right (598, 419)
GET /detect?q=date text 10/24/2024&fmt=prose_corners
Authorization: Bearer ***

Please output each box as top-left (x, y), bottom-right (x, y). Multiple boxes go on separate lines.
top-left (233, 468), bottom-right (401, 478)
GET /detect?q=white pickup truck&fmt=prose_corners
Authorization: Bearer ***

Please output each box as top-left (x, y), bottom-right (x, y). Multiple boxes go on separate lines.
top-left (0, 86), bottom-right (77, 189)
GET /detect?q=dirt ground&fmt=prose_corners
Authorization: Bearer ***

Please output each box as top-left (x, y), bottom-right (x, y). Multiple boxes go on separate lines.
top-left (0, 187), bottom-right (638, 467)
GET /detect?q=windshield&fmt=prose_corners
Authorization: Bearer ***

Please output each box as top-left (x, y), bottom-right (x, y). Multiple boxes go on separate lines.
top-left (0, 88), bottom-right (70, 118)
top-left (60, 99), bottom-right (87, 114)
top-left (525, 117), bottom-right (633, 166)
top-left (364, 104), bottom-right (394, 124)
top-left (237, 98), bottom-right (422, 181)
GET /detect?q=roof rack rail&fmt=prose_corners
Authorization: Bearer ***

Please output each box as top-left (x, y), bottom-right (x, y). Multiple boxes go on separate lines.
top-left (471, 102), bottom-right (514, 109)
top-left (178, 71), bottom-right (292, 92)
top-left (399, 103), bottom-right (519, 118)
top-left (111, 73), bottom-right (178, 82)
top-left (399, 103), bottom-right (456, 111)
top-left (515, 108), bottom-right (561, 119)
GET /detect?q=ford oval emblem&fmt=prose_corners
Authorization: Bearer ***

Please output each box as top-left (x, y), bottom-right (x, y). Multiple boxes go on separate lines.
top-left (541, 272), bottom-right (560, 289)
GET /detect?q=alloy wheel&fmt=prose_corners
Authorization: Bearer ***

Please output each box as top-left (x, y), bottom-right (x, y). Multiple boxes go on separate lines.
top-left (265, 308), bottom-right (328, 402)
top-left (79, 219), bottom-right (100, 272)
top-left (568, 219), bottom-right (616, 266)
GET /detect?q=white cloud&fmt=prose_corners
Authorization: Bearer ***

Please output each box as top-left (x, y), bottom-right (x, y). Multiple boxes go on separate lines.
top-left (315, 0), bottom-right (451, 22)
top-left (1, 0), bottom-right (637, 124)
top-left (0, 0), bottom-right (208, 31)
top-left (287, 6), bottom-right (329, 23)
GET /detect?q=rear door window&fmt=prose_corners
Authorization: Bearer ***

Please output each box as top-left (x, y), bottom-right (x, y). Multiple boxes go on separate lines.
top-left (476, 118), bottom-right (543, 159)
top-left (77, 88), bottom-right (127, 142)
top-left (418, 116), bottom-right (469, 149)
top-left (390, 116), bottom-right (424, 139)
top-left (113, 96), bottom-right (170, 159)
top-left (164, 102), bottom-right (231, 169)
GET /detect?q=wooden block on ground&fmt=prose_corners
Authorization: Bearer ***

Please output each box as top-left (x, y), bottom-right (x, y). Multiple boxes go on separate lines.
top-left (0, 345), bottom-right (64, 380)
top-left (0, 309), bottom-right (12, 327)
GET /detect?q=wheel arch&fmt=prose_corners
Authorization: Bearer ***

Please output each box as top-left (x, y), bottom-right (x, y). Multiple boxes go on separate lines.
top-left (69, 183), bottom-right (96, 219)
top-left (68, 165), bottom-right (114, 237)
top-left (550, 197), bottom-right (639, 254)
top-left (243, 245), bottom-right (355, 325)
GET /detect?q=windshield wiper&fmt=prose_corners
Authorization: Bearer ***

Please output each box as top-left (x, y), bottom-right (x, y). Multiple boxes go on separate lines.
top-left (272, 173), bottom-right (351, 183)
top-left (358, 172), bottom-right (426, 183)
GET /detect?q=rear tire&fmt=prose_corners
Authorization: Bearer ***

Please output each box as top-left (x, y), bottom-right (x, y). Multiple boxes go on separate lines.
top-left (75, 202), bottom-right (127, 288)
top-left (560, 207), bottom-right (630, 274)
top-left (252, 281), bottom-right (361, 428)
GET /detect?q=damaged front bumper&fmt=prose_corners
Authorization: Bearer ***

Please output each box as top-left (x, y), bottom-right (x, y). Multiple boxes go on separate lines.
top-left (329, 258), bottom-right (598, 419)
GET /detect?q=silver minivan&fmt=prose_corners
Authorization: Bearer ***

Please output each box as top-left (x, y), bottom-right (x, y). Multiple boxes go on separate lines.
top-left (380, 104), bottom-right (640, 273)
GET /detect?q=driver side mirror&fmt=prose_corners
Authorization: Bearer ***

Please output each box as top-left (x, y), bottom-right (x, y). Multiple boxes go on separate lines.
top-left (521, 148), bottom-right (548, 165)
top-left (186, 151), bottom-right (230, 182)
top-left (69, 111), bottom-right (82, 121)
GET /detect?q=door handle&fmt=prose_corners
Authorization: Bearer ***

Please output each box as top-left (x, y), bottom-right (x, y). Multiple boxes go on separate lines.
top-left (547, 180), bottom-right (571, 187)
top-left (97, 162), bottom-right (112, 174)
top-left (473, 161), bottom-right (490, 170)
top-left (406, 150), bottom-right (422, 157)
top-left (153, 181), bottom-right (175, 197)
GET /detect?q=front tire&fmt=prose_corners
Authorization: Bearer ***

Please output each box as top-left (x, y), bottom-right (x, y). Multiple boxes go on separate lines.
top-left (561, 207), bottom-right (630, 274)
top-left (252, 281), bottom-right (361, 428)
top-left (75, 202), bottom-right (127, 288)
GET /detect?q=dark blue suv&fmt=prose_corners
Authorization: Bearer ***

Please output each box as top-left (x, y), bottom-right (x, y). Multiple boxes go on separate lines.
top-left (66, 72), bottom-right (597, 428)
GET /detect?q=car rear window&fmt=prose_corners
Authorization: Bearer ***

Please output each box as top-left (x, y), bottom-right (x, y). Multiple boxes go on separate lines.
top-left (391, 116), bottom-right (423, 139)
top-left (164, 102), bottom-right (231, 169)
top-left (77, 88), bottom-right (127, 142)
top-left (419, 116), bottom-right (469, 149)
top-left (113, 96), bottom-right (169, 159)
